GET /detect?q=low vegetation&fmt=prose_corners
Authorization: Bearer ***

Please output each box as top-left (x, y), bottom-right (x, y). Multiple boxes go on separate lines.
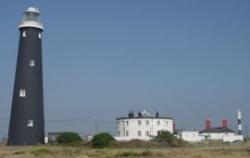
top-left (116, 150), bottom-right (153, 157)
top-left (153, 130), bottom-right (186, 147)
top-left (56, 132), bottom-right (82, 145)
top-left (0, 143), bottom-right (248, 158)
top-left (91, 132), bottom-right (115, 148)
top-left (0, 133), bottom-right (248, 158)
top-left (30, 148), bottom-right (51, 156)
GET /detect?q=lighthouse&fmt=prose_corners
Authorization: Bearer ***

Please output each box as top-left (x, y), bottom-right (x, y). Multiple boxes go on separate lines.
top-left (8, 7), bottom-right (45, 145)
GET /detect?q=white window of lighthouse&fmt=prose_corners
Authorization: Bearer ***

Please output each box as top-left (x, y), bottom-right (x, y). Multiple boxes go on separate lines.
top-left (29, 59), bottom-right (35, 67)
top-left (19, 89), bottom-right (26, 97)
top-left (38, 33), bottom-right (42, 38)
top-left (22, 31), bottom-right (26, 37)
top-left (27, 120), bottom-right (34, 127)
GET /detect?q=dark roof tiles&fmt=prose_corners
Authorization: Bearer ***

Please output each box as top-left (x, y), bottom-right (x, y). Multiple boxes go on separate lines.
top-left (199, 127), bottom-right (235, 133)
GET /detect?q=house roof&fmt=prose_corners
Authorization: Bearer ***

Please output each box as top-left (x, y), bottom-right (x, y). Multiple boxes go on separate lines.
top-left (199, 127), bottom-right (235, 133)
top-left (116, 116), bottom-right (174, 120)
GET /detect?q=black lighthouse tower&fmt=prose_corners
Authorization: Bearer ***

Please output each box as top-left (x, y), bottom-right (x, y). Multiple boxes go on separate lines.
top-left (8, 7), bottom-right (45, 145)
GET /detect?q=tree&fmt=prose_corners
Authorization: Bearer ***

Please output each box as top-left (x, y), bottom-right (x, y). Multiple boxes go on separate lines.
top-left (91, 132), bottom-right (115, 148)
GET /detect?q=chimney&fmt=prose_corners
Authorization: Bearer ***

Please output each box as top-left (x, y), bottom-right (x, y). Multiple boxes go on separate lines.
top-left (156, 111), bottom-right (159, 118)
top-left (128, 111), bottom-right (135, 118)
top-left (128, 111), bottom-right (132, 118)
top-left (222, 120), bottom-right (228, 128)
top-left (205, 119), bottom-right (211, 129)
top-left (138, 111), bottom-right (142, 118)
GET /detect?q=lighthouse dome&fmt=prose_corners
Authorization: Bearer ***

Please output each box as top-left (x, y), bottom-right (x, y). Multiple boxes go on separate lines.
top-left (27, 7), bottom-right (39, 13)
top-left (19, 6), bottom-right (43, 30)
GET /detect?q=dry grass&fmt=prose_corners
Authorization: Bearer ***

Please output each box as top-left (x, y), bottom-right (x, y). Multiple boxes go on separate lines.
top-left (0, 142), bottom-right (249, 158)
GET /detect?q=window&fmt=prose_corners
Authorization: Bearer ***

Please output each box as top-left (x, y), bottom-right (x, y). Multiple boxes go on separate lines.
top-left (126, 121), bottom-right (129, 126)
top-left (19, 89), bottom-right (26, 97)
top-left (166, 121), bottom-right (168, 126)
top-left (137, 130), bottom-right (141, 137)
top-left (38, 33), bottom-right (42, 38)
top-left (157, 120), bottom-right (160, 125)
top-left (118, 131), bottom-right (120, 137)
top-left (146, 131), bottom-right (150, 136)
top-left (22, 31), bottom-right (26, 37)
top-left (138, 120), bottom-right (141, 126)
top-left (29, 59), bottom-right (35, 67)
top-left (146, 120), bottom-right (149, 126)
top-left (126, 131), bottom-right (129, 136)
top-left (27, 120), bottom-right (34, 127)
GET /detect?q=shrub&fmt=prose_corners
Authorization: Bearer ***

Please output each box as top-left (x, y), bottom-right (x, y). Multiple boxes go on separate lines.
top-left (56, 132), bottom-right (82, 145)
top-left (30, 148), bottom-right (50, 156)
top-left (114, 139), bottom-right (151, 148)
top-left (116, 151), bottom-right (152, 157)
top-left (141, 150), bottom-right (153, 156)
top-left (91, 132), bottom-right (115, 148)
top-left (154, 130), bottom-right (185, 147)
top-left (116, 151), bottom-right (140, 157)
top-left (13, 151), bottom-right (26, 155)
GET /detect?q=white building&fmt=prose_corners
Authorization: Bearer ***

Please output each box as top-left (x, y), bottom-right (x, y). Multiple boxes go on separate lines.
top-left (115, 110), bottom-right (174, 141)
top-left (177, 131), bottom-right (205, 142)
top-left (199, 127), bottom-right (243, 142)
top-left (176, 120), bottom-right (244, 143)
top-left (177, 129), bottom-right (243, 143)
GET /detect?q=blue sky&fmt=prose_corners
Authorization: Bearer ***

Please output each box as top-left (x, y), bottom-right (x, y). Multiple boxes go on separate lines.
top-left (0, 0), bottom-right (249, 136)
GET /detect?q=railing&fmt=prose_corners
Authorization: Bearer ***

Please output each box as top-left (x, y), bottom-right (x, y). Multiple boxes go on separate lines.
top-left (19, 20), bottom-right (44, 30)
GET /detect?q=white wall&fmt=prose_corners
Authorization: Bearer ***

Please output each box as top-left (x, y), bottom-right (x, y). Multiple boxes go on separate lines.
top-left (202, 132), bottom-right (235, 140)
top-left (176, 131), bottom-right (244, 143)
top-left (222, 135), bottom-right (244, 142)
top-left (179, 131), bottom-right (205, 142)
top-left (116, 118), bottom-right (174, 141)
top-left (191, 132), bottom-right (244, 142)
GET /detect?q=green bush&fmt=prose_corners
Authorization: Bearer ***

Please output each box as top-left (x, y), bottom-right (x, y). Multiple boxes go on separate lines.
top-left (30, 148), bottom-right (50, 156)
top-left (114, 139), bottom-right (151, 148)
top-left (116, 151), bottom-right (152, 157)
top-left (91, 132), bottom-right (115, 148)
top-left (154, 130), bottom-right (185, 147)
top-left (56, 132), bottom-right (82, 145)
top-left (116, 151), bottom-right (140, 157)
